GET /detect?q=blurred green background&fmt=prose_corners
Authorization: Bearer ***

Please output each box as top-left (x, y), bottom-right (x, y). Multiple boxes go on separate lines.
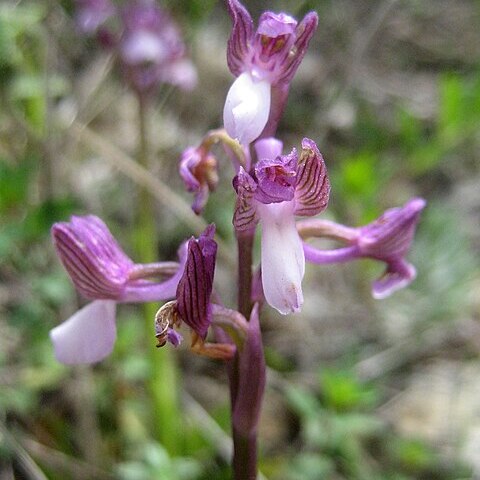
top-left (0, 0), bottom-right (479, 479)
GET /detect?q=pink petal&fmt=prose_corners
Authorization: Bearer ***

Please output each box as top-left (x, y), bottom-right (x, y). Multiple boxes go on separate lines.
top-left (223, 72), bottom-right (271, 146)
top-left (254, 137), bottom-right (283, 161)
top-left (50, 300), bottom-right (117, 364)
top-left (258, 201), bottom-right (305, 314)
top-left (372, 261), bottom-right (416, 300)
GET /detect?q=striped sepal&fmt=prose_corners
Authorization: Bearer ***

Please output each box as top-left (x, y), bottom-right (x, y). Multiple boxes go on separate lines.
top-left (233, 167), bottom-right (259, 231)
top-left (52, 216), bottom-right (133, 300)
top-left (226, 0), bottom-right (253, 76)
top-left (359, 198), bottom-right (426, 259)
top-left (176, 225), bottom-right (217, 340)
top-left (294, 138), bottom-right (330, 217)
top-left (278, 12), bottom-right (318, 85)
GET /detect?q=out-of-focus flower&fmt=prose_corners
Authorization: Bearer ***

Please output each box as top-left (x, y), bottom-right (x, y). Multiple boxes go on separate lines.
top-left (50, 215), bottom-right (186, 364)
top-left (223, 0), bottom-right (318, 145)
top-left (119, 0), bottom-right (197, 93)
top-left (179, 147), bottom-right (219, 215)
top-left (302, 198), bottom-right (427, 298)
top-left (233, 137), bottom-right (330, 314)
top-left (74, 0), bottom-right (115, 36)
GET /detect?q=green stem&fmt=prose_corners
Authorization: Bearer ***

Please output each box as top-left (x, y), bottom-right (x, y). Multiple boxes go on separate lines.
top-left (136, 94), bottom-right (180, 455)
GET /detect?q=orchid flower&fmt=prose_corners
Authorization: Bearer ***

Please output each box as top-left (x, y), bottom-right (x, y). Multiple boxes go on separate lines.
top-left (50, 215), bottom-right (187, 364)
top-left (179, 146), bottom-right (219, 215)
top-left (233, 137), bottom-right (330, 314)
top-left (175, 224), bottom-right (217, 341)
top-left (223, 0), bottom-right (318, 145)
top-left (119, 1), bottom-right (197, 93)
top-left (155, 225), bottom-right (245, 360)
top-left (300, 198), bottom-right (427, 299)
top-left (179, 129), bottom-right (250, 215)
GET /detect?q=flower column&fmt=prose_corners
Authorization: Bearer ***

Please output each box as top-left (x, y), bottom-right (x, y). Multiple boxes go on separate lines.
top-left (222, 2), bottom-right (318, 477)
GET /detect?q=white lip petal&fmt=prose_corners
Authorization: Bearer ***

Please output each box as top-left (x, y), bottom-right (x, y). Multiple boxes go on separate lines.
top-left (258, 202), bottom-right (305, 315)
top-left (50, 300), bottom-right (117, 365)
top-left (223, 72), bottom-right (271, 146)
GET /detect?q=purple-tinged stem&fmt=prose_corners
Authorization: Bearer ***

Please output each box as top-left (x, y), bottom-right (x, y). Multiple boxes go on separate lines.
top-left (303, 243), bottom-right (360, 264)
top-left (233, 430), bottom-right (258, 480)
top-left (236, 229), bottom-right (254, 318)
top-left (232, 228), bottom-right (259, 480)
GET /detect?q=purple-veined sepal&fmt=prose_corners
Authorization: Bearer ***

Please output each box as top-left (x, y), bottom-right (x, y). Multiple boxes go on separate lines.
top-left (52, 215), bottom-right (134, 301)
top-left (233, 167), bottom-right (259, 231)
top-left (275, 12), bottom-right (318, 85)
top-left (358, 198), bottom-right (426, 260)
top-left (294, 138), bottom-right (330, 216)
top-left (52, 215), bottom-right (187, 304)
top-left (176, 225), bottom-right (217, 340)
top-left (225, 0), bottom-right (254, 77)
